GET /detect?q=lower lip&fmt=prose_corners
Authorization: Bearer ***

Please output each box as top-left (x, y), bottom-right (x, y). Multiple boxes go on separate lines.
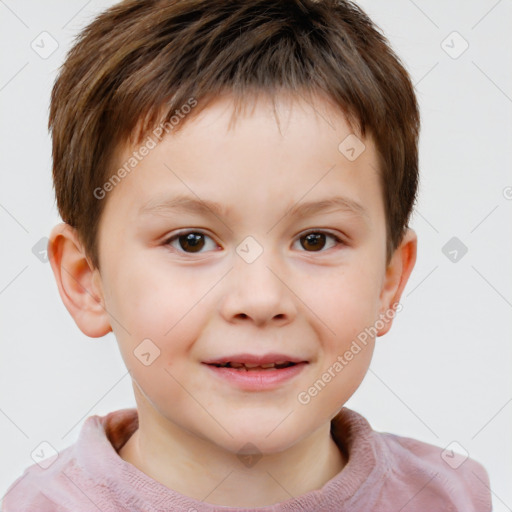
top-left (203, 362), bottom-right (308, 391)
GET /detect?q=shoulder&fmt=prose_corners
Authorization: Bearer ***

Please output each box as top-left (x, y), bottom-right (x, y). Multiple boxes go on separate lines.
top-left (2, 444), bottom-right (79, 511)
top-left (2, 443), bottom-right (119, 512)
top-left (1, 410), bottom-right (135, 512)
top-left (377, 431), bottom-right (492, 512)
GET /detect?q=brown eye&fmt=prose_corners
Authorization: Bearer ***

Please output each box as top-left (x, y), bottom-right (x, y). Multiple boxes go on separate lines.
top-left (166, 231), bottom-right (217, 254)
top-left (297, 231), bottom-right (342, 252)
top-left (178, 233), bottom-right (205, 252)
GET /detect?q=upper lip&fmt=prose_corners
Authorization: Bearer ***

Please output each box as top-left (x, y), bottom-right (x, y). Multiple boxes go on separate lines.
top-left (203, 353), bottom-right (308, 365)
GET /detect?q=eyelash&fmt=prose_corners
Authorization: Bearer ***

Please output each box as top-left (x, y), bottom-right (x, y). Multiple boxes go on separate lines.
top-left (163, 229), bottom-right (345, 255)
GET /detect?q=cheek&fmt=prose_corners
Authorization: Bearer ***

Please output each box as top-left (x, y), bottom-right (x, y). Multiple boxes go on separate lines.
top-left (295, 262), bottom-right (381, 339)
top-left (104, 258), bottom-right (204, 370)
top-left (106, 254), bottom-right (187, 333)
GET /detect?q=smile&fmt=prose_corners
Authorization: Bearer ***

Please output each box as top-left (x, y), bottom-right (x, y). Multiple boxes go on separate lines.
top-left (209, 361), bottom-right (296, 370)
top-left (202, 354), bottom-right (309, 391)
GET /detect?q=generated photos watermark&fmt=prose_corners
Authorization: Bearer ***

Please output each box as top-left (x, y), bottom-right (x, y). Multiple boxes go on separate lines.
top-left (93, 97), bottom-right (198, 200)
top-left (297, 302), bottom-right (403, 405)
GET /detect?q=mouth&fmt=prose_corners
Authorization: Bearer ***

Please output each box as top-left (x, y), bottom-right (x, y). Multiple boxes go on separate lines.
top-left (207, 361), bottom-right (298, 371)
top-left (202, 353), bottom-right (309, 390)
top-left (203, 353), bottom-right (308, 369)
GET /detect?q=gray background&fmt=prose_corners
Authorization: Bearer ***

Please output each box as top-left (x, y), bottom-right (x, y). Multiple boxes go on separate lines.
top-left (1, 0), bottom-right (511, 508)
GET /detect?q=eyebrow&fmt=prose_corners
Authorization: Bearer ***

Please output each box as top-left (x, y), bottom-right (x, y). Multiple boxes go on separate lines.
top-left (139, 194), bottom-right (230, 218)
top-left (139, 194), bottom-right (369, 222)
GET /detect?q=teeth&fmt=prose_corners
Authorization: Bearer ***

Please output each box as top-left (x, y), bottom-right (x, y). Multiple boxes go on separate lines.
top-left (212, 361), bottom-right (297, 370)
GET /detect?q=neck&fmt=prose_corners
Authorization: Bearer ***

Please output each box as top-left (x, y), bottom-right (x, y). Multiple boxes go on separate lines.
top-left (119, 404), bottom-right (345, 507)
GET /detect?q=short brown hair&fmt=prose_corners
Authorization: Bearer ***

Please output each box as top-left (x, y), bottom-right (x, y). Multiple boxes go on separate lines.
top-left (49, 0), bottom-right (420, 270)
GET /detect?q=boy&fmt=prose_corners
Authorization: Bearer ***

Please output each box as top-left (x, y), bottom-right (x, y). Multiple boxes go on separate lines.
top-left (2, 0), bottom-right (492, 510)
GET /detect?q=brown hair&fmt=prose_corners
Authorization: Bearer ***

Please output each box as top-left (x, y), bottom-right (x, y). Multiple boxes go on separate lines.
top-left (49, 0), bottom-right (420, 270)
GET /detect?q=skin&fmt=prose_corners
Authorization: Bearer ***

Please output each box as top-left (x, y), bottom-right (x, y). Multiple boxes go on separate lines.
top-left (48, 91), bottom-right (417, 507)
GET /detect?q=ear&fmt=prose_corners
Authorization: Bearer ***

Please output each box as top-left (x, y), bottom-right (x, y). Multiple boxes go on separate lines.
top-left (376, 228), bottom-right (417, 337)
top-left (48, 222), bottom-right (112, 338)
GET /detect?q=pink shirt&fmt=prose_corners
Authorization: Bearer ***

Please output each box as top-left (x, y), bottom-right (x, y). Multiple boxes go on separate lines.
top-left (2, 407), bottom-right (492, 511)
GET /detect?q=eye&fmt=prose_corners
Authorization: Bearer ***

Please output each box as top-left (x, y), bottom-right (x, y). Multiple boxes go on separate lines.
top-left (165, 230), bottom-right (218, 254)
top-left (294, 230), bottom-right (344, 252)
top-left (164, 229), bottom-right (344, 255)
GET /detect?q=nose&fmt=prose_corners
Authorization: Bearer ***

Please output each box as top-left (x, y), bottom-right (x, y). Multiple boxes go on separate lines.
top-left (219, 252), bottom-right (297, 327)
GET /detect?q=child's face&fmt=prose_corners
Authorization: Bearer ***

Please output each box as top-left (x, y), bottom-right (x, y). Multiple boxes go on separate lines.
top-left (90, 92), bottom-right (413, 454)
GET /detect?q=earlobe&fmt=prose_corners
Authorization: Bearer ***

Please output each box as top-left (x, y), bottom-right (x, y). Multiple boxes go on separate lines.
top-left (48, 223), bottom-right (112, 338)
top-left (376, 228), bottom-right (417, 337)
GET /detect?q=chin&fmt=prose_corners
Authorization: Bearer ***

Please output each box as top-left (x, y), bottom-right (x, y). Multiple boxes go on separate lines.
top-left (220, 433), bottom-right (299, 457)
top-left (211, 417), bottom-right (308, 456)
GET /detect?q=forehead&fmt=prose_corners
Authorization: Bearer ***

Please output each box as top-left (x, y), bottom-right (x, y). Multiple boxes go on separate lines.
top-left (101, 92), bottom-right (383, 231)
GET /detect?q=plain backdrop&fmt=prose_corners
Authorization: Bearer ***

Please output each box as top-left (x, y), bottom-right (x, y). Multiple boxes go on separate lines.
top-left (1, 0), bottom-right (511, 509)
